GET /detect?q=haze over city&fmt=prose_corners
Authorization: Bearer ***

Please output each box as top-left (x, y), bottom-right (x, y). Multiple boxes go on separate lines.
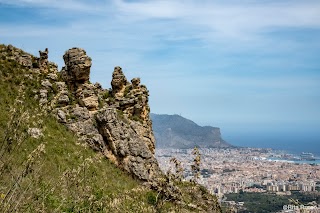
top-left (1, 0), bottom-right (320, 152)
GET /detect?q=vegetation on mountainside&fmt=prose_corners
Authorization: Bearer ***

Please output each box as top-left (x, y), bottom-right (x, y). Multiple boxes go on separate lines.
top-left (224, 191), bottom-right (320, 213)
top-left (0, 46), bottom-right (156, 212)
top-left (0, 44), bottom-right (221, 212)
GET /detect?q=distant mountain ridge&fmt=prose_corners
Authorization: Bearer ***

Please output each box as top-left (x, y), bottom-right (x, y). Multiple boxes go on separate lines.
top-left (151, 113), bottom-right (232, 149)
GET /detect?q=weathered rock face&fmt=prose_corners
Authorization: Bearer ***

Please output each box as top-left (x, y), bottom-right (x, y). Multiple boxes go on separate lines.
top-left (35, 47), bottom-right (160, 181)
top-left (61, 48), bottom-right (92, 90)
top-left (39, 48), bottom-right (49, 73)
top-left (111, 66), bottom-right (128, 96)
top-left (18, 54), bottom-right (32, 68)
top-left (6, 45), bottom-right (32, 68)
top-left (96, 108), bottom-right (160, 180)
top-left (75, 83), bottom-right (100, 111)
top-left (108, 67), bottom-right (155, 153)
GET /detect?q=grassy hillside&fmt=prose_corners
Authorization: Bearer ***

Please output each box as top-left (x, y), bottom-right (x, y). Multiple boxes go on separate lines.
top-left (0, 44), bottom-right (161, 212)
top-left (0, 44), bottom-right (221, 212)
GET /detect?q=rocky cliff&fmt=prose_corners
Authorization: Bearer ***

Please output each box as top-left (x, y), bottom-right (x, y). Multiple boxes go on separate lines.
top-left (151, 114), bottom-right (232, 149)
top-left (4, 45), bottom-right (161, 181)
top-left (58, 48), bottom-right (161, 181)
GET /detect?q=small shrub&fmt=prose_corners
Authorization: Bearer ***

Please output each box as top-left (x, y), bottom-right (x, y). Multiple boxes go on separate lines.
top-left (131, 115), bottom-right (143, 123)
top-left (66, 113), bottom-right (77, 121)
top-left (107, 96), bottom-right (115, 104)
top-left (31, 56), bottom-right (39, 68)
top-left (146, 191), bottom-right (157, 206)
top-left (123, 85), bottom-right (132, 97)
top-left (102, 90), bottom-right (110, 100)
top-left (191, 147), bottom-right (201, 183)
top-left (116, 109), bottom-right (124, 118)
top-left (68, 93), bottom-right (76, 105)
top-left (51, 83), bottom-right (58, 94)
top-left (98, 97), bottom-right (104, 109)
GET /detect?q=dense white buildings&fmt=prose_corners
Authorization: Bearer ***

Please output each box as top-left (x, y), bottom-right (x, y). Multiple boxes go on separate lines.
top-left (156, 148), bottom-right (320, 197)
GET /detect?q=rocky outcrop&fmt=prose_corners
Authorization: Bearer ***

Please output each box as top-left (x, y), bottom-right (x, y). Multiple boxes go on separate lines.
top-left (111, 66), bottom-right (128, 96)
top-left (39, 48), bottom-right (49, 73)
top-left (61, 48), bottom-right (92, 90)
top-left (5, 45), bottom-right (33, 68)
top-left (96, 108), bottom-right (160, 180)
top-left (59, 48), bottom-right (100, 111)
top-left (4, 45), bottom-right (58, 75)
top-left (34, 47), bottom-right (160, 181)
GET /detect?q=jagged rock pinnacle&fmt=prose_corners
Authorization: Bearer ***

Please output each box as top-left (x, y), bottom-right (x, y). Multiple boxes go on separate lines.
top-left (39, 48), bottom-right (49, 73)
top-left (111, 66), bottom-right (128, 96)
top-left (61, 47), bottom-right (92, 90)
top-left (35, 47), bottom-right (161, 181)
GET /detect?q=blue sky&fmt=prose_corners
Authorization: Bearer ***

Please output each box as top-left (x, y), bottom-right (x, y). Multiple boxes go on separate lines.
top-left (1, 0), bottom-right (320, 148)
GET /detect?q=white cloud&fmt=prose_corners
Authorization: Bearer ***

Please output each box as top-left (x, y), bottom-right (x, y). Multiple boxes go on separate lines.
top-left (113, 0), bottom-right (320, 39)
top-left (2, 0), bottom-right (320, 44)
top-left (0, 0), bottom-right (105, 12)
top-left (1, 0), bottom-right (320, 129)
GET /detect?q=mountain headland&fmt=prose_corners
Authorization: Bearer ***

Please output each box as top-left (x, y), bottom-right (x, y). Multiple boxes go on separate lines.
top-left (151, 113), bottom-right (232, 149)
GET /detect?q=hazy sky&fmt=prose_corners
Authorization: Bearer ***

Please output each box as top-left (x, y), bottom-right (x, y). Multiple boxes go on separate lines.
top-left (1, 0), bottom-right (320, 146)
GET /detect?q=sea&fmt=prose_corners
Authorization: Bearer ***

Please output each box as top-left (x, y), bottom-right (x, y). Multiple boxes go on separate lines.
top-left (267, 157), bottom-right (320, 165)
top-left (225, 133), bottom-right (320, 162)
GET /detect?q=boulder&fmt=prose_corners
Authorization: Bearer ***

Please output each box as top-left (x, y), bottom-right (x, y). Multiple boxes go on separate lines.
top-left (57, 93), bottom-right (69, 105)
top-left (41, 79), bottom-right (52, 89)
top-left (57, 110), bottom-right (67, 123)
top-left (55, 82), bottom-right (67, 91)
top-left (18, 55), bottom-right (32, 68)
top-left (80, 96), bottom-right (99, 111)
top-left (71, 106), bottom-right (90, 121)
top-left (39, 89), bottom-right (48, 105)
top-left (47, 73), bottom-right (58, 80)
top-left (28, 128), bottom-right (43, 139)
top-left (131, 77), bottom-right (140, 89)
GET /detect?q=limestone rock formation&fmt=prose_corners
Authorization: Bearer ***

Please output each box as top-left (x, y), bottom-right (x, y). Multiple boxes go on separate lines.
top-left (111, 66), bottom-right (128, 96)
top-left (18, 54), bottom-right (32, 68)
top-left (6, 45), bottom-right (32, 68)
top-left (61, 48), bottom-right (92, 90)
top-left (96, 108), bottom-right (160, 180)
top-left (59, 48), bottom-right (100, 111)
top-left (108, 68), bottom-right (155, 153)
top-left (35, 47), bottom-right (161, 181)
top-left (39, 48), bottom-right (49, 73)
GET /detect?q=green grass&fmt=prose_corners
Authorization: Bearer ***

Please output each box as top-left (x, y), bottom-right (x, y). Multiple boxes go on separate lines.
top-left (224, 191), bottom-right (320, 213)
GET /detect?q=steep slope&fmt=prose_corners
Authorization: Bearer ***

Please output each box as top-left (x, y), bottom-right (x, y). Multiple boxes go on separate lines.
top-left (0, 44), bottom-right (221, 212)
top-left (0, 45), bottom-right (157, 212)
top-left (151, 114), bottom-right (232, 149)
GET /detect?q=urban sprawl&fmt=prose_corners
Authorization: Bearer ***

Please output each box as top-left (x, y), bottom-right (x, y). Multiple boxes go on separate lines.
top-left (156, 148), bottom-right (320, 197)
